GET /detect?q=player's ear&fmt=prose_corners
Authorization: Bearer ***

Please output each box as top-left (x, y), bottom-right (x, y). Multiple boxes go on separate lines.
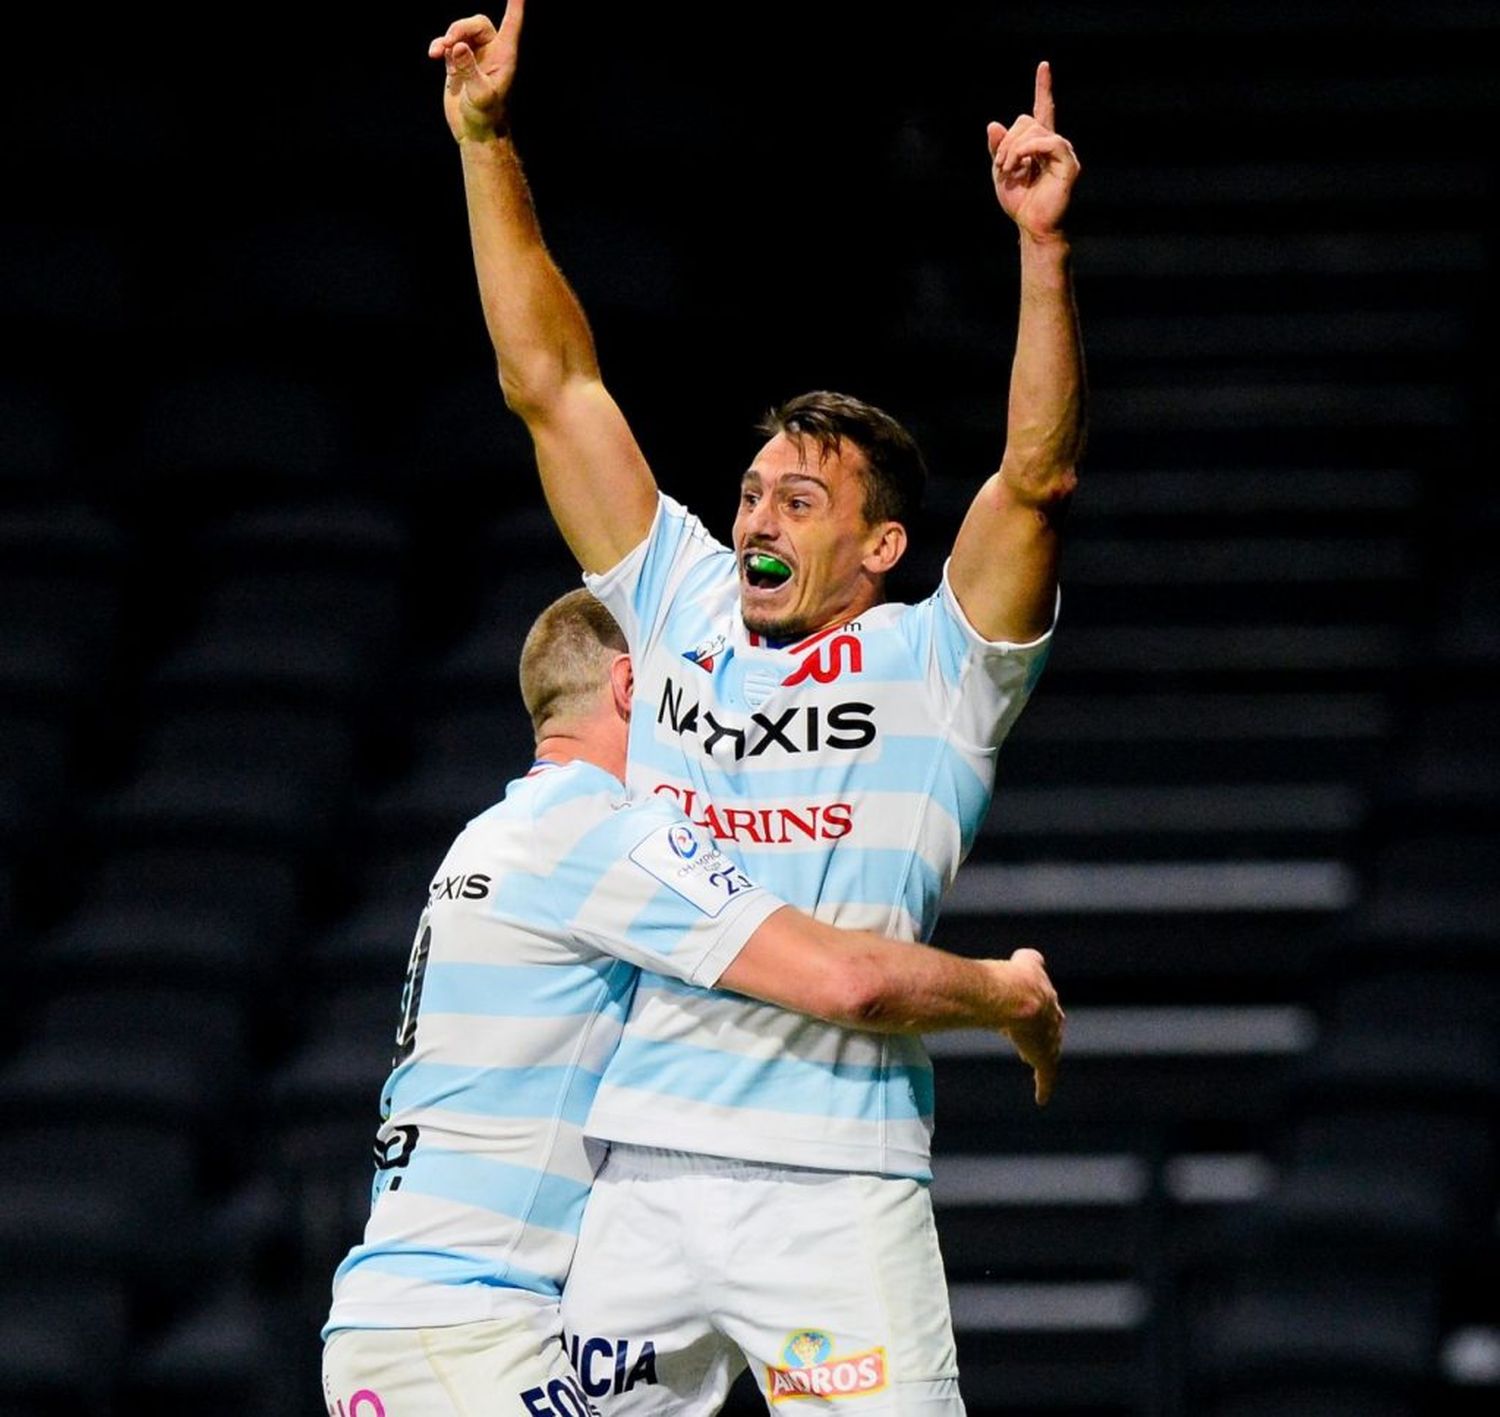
top-left (609, 653), bottom-right (634, 721)
top-left (862, 520), bottom-right (907, 576)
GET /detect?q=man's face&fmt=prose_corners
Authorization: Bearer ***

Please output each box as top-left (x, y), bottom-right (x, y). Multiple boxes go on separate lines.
top-left (732, 433), bottom-right (894, 642)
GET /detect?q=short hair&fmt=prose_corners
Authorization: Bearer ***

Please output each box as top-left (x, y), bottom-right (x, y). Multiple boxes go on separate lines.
top-left (756, 391), bottom-right (927, 529)
top-left (518, 589), bottom-right (627, 736)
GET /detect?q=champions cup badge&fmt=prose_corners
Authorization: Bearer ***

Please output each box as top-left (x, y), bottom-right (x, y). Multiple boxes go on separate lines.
top-left (766, 1331), bottom-right (888, 1403)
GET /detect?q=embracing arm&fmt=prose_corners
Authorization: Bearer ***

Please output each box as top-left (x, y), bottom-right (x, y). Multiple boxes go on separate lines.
top-left (948, 61), bottom-right (1086, 643)
top-left (430, 7), bottom-right (657, 572)
top-left (719, 908), bottom-right (1064, 1105)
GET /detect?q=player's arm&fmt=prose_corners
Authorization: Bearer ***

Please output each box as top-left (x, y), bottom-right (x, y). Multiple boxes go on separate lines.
top-left (948, 61), bottom-right (1085, 644)
top-left (429, 7), bottom-right (658, 573)
top-left (719, 910), bottom-right (1064, 1105)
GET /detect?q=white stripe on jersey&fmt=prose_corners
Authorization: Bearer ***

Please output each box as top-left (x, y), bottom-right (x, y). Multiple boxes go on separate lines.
top-left (585, 493), bottom-right (1053, 1179)
top-left (584, 1088), bottom-right (932, 1182)
top-left (350, 1183), bottom-right (582, 1269)
top-left (620, 982), bottom-right (924, 1070)
top-left (410, 1011), bottom-right (625, 1081)
top-left (325, 759), bottom-right (783, 1335)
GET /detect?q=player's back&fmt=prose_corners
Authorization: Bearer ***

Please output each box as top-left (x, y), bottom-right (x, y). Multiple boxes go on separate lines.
top-left (324, 761), bottom-right (638, 1334)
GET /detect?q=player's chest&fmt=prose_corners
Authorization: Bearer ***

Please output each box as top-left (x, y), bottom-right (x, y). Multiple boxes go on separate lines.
top-left (643, 619), bottom-right (909, 767)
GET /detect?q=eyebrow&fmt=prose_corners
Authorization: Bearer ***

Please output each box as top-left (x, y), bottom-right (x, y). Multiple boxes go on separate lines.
top-left (740, 469), bottom-right (830, 492)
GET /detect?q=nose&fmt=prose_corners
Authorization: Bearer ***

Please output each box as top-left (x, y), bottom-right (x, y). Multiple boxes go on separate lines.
top-left (743, 496), bottom-right (779, 542)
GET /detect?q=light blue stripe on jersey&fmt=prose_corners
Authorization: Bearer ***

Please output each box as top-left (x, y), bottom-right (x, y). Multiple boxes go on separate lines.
top-left (931, 589), bottom-right (978, 689)
top-left (630, 500), bottom-right (722, 635)
top-left (627, 731), bottom-right (991, 817)
top-left (604, 1035), bottom-right (935, 1121)
top-left (473, 765), bottom-right (610, 825)
top-left (483, 798), bottom-right (691, 937)
top-left (395, 1146), bottom-right (592, 1236)
top-left (720, 846), bottom-right (942, 926)
top-left (619, 882), bottom-right (729, 958)
top-left (386, 1063), bottom-right (601, 1126)
top-left (419, 958), bottom-right (632, 1017)
top-left (333, 1244), bottom-right (562, 1300)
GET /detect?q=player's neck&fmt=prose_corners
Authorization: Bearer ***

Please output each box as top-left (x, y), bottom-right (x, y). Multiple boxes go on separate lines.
top-left (533, 729), bottom-right (626, 784)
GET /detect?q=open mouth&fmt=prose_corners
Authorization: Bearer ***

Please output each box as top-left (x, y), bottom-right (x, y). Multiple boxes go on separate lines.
top-left (743, 551), bottom-right (793, 591)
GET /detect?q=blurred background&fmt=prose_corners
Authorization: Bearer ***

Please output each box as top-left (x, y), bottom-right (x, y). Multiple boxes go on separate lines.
top-left (1, 2), bottom-right (1496, 1414)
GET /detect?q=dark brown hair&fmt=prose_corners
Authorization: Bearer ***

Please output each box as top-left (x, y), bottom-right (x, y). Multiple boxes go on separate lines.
top-left (756, 391), bottom-right (927, 529)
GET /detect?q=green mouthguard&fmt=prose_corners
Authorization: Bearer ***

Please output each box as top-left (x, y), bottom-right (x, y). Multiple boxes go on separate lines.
top-left (747, 553), bottom-right (791, 579)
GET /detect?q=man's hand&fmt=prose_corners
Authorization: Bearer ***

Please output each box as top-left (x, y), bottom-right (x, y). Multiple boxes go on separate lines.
top-left (992, 948), bottom-right (1065, 1106)
top-left (986, 61), bottom-right (1081, 242)
top-left (428, 6), bottom-right (525, 144)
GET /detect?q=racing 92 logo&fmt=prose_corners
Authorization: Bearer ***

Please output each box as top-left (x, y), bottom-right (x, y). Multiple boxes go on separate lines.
top-left (783, 633), bottom-right (862, 687)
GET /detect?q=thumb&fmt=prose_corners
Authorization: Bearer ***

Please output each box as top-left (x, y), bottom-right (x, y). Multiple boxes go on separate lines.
top-left (987, 120), bottom-right (1006, 158)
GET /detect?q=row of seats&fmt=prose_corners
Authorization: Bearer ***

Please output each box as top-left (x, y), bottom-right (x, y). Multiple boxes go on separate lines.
top-left (4, 1), bottom-right (1497, 1411)
top-left (3, 491), bottom-right (1487, 1417)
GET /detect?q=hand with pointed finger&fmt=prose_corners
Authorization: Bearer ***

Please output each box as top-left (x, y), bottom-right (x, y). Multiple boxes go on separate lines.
top-left (427, 4), bottom-right (526, 143)
top-left (996, 947), bottom-right (1065, 1106)
top-left (986, 61), bottom-right (1081, 241)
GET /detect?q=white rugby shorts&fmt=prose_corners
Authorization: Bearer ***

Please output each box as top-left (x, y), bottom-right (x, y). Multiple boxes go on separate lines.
top-left (560, 1146), bottom-right (964, 1417)
top-left (323, 1310), bottom-right (597, 1417)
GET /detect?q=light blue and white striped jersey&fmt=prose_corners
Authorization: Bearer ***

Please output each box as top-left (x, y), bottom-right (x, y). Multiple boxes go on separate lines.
top-left (324, 758), bottom-right (783, 1335)
top-left (583, 494), bottom-right (1053, 1180)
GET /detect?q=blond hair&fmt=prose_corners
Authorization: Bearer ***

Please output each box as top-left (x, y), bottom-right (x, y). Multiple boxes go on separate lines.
top-left (518, 589), bottom-right (628, 737)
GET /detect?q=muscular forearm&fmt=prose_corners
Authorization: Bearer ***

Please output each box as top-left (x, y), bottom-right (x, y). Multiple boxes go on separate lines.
top-left (719, 906), bottom-right (1061, 1101)
top-left (835, 929), bottom-right (1047, 1034)
top-left (721, 907), bottom-right (1048, 1035)
top-left (998, 233), bottom-right (1085, 508)
top-left (460, 135), bottom-right (601, 418)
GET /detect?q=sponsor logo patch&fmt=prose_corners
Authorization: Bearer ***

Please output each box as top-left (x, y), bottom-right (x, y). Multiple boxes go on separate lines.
top-left (628, 821), bottom-right (758, 917)
top-left (783, 632), bottom-right (863, 687)
top-left (652, 785), bottom-right (854, 844)
top-left (657, 677), bottom-right (876, 760)
top-left (565, 1335), bottom-right (660, 1399)
top-left (766, 1331), bottom-right (888, 1403)
top-left (682, 632), bottom-right (728, 674)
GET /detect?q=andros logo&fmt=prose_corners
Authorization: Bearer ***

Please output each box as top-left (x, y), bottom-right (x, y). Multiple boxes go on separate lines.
top-left (784, 1332), bottom-right (832, 1367)
top-left (667, 825), bottom-right (699, 859)
top-left (766, 1331), bottom-right (887, 1403)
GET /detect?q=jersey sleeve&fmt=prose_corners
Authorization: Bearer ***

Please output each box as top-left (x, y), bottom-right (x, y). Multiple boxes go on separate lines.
top-left (582, 493), bottom-right (728, 652)
top-left (901, 560), bottom-right (1058, 750)
top-left (549, 796), bottom-right (784, 988)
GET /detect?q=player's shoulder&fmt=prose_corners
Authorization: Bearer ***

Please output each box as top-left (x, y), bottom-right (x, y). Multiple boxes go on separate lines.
top-left (517, 759), bottom-right (625, 814)
top-left (640, 491), bottom-right (723, 557)
top-left (844, 593), bottom-right (942, 670)
top-left (465, 759), bottom-right (624, 840)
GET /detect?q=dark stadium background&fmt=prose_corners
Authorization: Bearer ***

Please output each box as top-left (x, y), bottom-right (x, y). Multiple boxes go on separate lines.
top-left (2, 2), bottom-right (1496, 1413)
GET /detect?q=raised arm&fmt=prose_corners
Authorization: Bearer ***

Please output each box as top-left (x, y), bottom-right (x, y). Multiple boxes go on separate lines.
top-left (948, 61), bottom-right (1085, 643)
top-left (429, 7), bottom-right (658, 573)
top-left (719, 910), bottom-right (1064, 1106)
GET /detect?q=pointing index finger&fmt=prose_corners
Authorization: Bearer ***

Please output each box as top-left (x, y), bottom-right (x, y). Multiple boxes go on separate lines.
top-left (1034, 60), bottom-right (1055, 130)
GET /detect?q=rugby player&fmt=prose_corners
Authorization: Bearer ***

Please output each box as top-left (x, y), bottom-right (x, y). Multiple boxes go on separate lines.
top-left (322, 591), bottom-right (1062, 1415)
top-left (431, 3), bottom-right (1083, 1412)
